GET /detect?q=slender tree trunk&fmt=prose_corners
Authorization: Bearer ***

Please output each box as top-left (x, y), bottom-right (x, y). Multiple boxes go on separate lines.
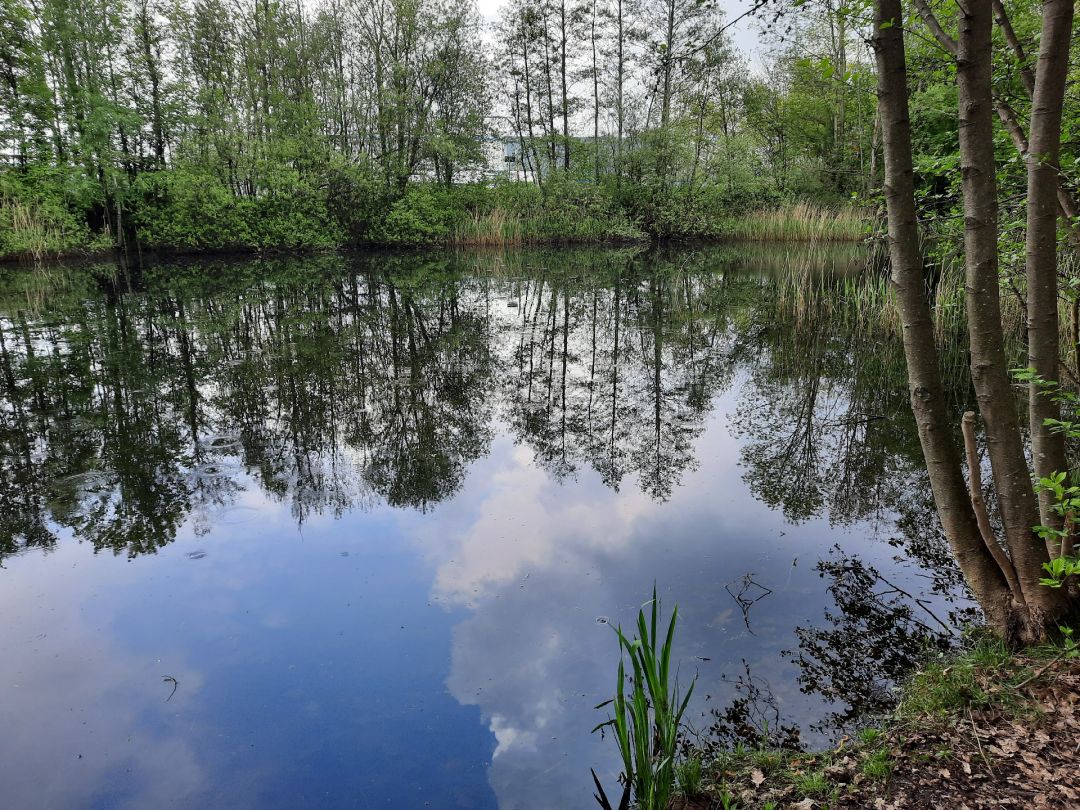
top-left (660, 0), bottom-right (675, 129)
top-left (137, 1), bottom-right (166, 168)
top-left (591, 0), bottom-right (600, 183)
top-left (615, 0), bottom-right (624, 184)
top-left (991, 0), bottom-right (1035, 96)
top-left (956, 0), bottom-right (1062, 623)
top-left (559, 0), bottom-right (570, 171)
top-left (1025, 0), bottom-right (1074, 536)
top-left (872, 0), bottom-right (1014, 634)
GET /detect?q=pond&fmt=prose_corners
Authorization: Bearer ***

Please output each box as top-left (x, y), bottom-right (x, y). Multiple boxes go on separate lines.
top-left (0, 246), bottom-right (971, 809)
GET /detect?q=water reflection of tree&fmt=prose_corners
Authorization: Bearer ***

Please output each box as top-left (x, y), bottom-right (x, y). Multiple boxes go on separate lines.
top-left (684, 254), bottom-right (978, 745)
top-left (733, 311), bottom-right (919, 526)
top-left (789, 550), bottom-right (967, 736)
top-left (501, 257), bottom-right (736, 500)
top-left (0, 248), bottom-right (966, 567)
top-left (0, 257), bottom-right (500, 557)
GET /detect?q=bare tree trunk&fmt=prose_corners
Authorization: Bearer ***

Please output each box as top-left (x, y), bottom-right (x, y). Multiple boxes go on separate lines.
top-left (872, 0), bottom-right (1014, 634)
top-left (559, 0), bottom-right (570, 171)
top-left (660, 0), bottom-right (675, 129)
top-left (956, 0), bottom-right (1062, 624)
top-left (1025, 0), bottom-right (1075, 537)
top-left (868, 106), bottom-right (881, 190)
top-left (615, 0), bottom-right (625, 184)
top-left (591, 0), bottom-right (600, 182)
top-left (521, 32), bottom-right (543, 186)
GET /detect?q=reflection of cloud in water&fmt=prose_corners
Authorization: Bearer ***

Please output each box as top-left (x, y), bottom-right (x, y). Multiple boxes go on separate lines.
top-left (410, 406), bottom-right (884, 809)
top-left (426, 437), bottom-right (651, 605)
top-left (0, 541), bottom-right (207, 809)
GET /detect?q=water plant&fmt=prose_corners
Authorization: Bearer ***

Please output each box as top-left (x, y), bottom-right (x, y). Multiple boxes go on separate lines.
top-left (721, 202), bottom-right (868, 243)
top-left (592, 587), bottom-right (696, 810)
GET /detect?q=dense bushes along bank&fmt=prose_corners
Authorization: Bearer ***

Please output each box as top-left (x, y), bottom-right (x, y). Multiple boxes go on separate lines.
top-left (0, 166), bottom-right (866, 262)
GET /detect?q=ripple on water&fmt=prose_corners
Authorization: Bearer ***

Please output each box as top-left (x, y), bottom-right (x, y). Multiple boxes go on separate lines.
top-left (189, 461), bottom-right (240, 483)
top-left (215, 505), bottom-right (261, 525)
top-left (52, 470), bottom-right (112, 494)
top-left (199, 433), bottom-right (242, 452)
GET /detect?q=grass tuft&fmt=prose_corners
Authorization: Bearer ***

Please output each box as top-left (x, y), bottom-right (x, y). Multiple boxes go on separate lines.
top-left (722, 202), bottom-right (868, 243)
top-left (861, 747), bottom-right (892, 780)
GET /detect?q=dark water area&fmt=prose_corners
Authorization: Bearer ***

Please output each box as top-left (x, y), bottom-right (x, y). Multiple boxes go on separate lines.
top-left (0, 246), bottom-right (972, 809)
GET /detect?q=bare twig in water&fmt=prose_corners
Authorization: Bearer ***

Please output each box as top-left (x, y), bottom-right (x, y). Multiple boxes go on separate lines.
top-left (725, 573), bottom-right (773, 635)
top-left (163, 675), bottom-right (179, 702)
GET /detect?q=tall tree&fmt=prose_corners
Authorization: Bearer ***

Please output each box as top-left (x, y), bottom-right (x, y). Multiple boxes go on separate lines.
top-left (1024, 0), bottom-right (1074, 538)
top-left (875, 0), bottom-right (1078, 641)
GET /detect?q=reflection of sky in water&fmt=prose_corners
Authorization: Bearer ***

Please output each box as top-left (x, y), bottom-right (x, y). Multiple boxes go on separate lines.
top-left (0, 402), bottom-right (939, 810)
top-left (0, 254), bottom-right (961, 809)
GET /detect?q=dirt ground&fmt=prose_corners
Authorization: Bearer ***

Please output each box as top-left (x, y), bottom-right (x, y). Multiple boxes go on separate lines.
top-left (690, 655), bottom-right (1080, 809)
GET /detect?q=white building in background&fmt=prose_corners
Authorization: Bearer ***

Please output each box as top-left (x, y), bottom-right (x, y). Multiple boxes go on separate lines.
top-left (413, 136), bottom-right (588, 184)
top-left (479, 137), bottom-right (578, 183)
top-left (480, 137), bottom-right (524, 181)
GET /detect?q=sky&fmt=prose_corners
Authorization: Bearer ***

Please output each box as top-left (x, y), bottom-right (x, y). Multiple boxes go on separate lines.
top-left (474, 0), bottom-right (769, 67)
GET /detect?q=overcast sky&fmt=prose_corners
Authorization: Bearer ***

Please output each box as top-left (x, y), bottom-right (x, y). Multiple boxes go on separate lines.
top-left (473, 0), bottom-right (769, 67)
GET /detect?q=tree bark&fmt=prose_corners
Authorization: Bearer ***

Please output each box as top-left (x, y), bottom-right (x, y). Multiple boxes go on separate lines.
top-left (1025, 0), bottom-right (1075, 536)
top-left (956, 0), bottom-right (1063, 623)
top-left (872, 0), bottom-right (1013, 633)
top-left (559, 0), bottom-right (570, 171)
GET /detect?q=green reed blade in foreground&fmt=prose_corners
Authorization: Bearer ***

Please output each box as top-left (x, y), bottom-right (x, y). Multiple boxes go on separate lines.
top-left (593, 586), bottom-right (696, 810)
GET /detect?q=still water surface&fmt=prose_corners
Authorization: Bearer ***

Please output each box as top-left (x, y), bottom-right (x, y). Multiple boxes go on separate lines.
top-left (0, 247), bottom-right (969, 809)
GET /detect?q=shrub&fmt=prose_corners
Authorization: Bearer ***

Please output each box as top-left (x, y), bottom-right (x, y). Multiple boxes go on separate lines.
top-left (131, 169), bottom-right (342, 251)
top-left (372, 185), bottom-right (457, 245)
top-left (0, 165), bottom-right (100, 260)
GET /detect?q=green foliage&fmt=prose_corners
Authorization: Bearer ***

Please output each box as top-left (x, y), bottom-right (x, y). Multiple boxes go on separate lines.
top-left (325, 163), bottom-right (397, 244)
top-left (372, 185), bottom-right (457, 245)
top-left (1009, 369), bottom-right (1080, 582)
top-left (131, 169), bottom-right (343, 251)
top-left (1056, 625), bottom-right (1080, 659)
top-left (1040, 555), bottom-right (1080, 589)
top-left (0, 165), bottom-right (102, 259)
top-left (675, 755), bottom-right (702, 797)
top-left (593, 586), bottom-right (696, 810)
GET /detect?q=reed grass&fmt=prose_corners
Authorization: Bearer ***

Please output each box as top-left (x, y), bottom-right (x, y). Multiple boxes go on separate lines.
top-left (451, 205), bottom-right (646, 247)
top-left (0, 196), bottom-right (78, 261)
top-left (766, 243), bottom-right (904, 337)
top-left (452, 208), bottom-right (526, 246)
top-left (592, 587), bottom-right (695, 810)
top-left (722, 202), bottom-right (868, 243)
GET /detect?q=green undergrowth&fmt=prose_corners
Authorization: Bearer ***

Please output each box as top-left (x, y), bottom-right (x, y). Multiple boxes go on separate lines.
top-left (0, 163), bottom-right (865, 261)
